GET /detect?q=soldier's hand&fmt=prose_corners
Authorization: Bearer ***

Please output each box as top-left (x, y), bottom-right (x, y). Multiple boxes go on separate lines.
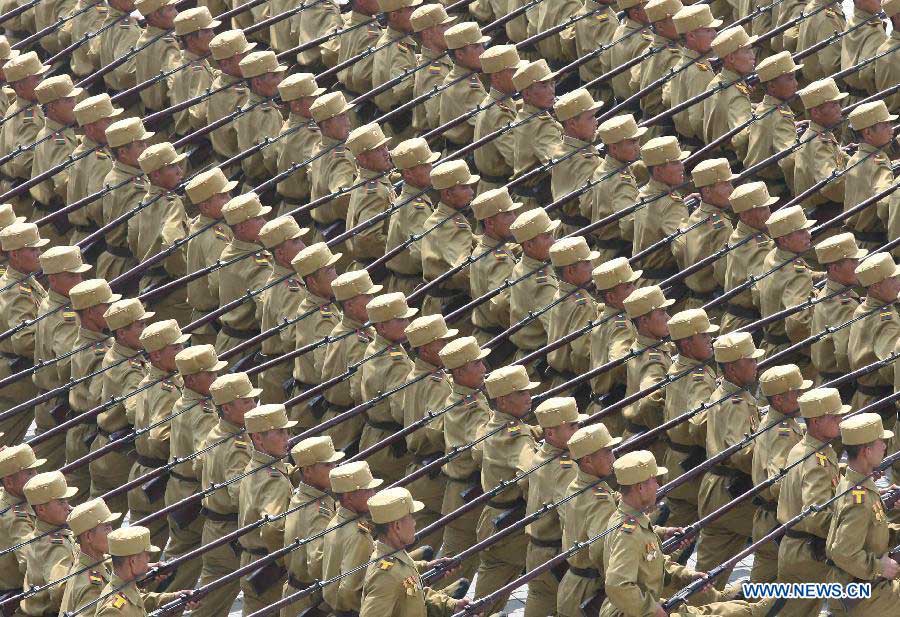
top-left (426, 557), bottom-right (459, 578)
top-left (177, 590), bottom-right (201, 611)
top-left (691, 571), bottom-right (714, 593)
top-left (654, 603), bottom-right (669, 617)
top-left (144, 563), bottom-right (169, 582)
top-left (454, 598), bottom-right (480, 615)
top-left (843, 143), bottom-right (859, 156)
top-left (880, 555), bottom-right (900, 579)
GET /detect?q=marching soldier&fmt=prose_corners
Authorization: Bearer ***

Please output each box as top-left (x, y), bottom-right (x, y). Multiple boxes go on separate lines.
top-left (473, 44), bottom-right (520, 195)
top-left (207, 30), bottom-right (256, 166)
top-left (372, 0), bottom-right (419, 139)
top-left (639, 0), bottom-right (683, 127)
top-left (0, 445), bottom-right (42, 596)
top-left (274, 73), bottom-right (324, 219)
top-left (236, 51), bottom-right (288, 189)
top-left (334, 0), bottom-right (383, 115)
top-left (534, 0), bottom-right (579, 64)
top-left (666, 5), bottom-right (720, 143)
top-left (134, 0), bottom-right (180, 116)
top-left (59, 0), bottom-right (105, 78)
top-left (291, 0), bottom-right (340, 69)
top-left (308, 92), bottom-right (358, 237)
top-left (841, 0), bottom-right (886, 98)
top-left (574, 0), bottom-right (617, 105)
top-left (875, 0), bottom-right (900, 112)
top-left (0, 39), bottom-right (17, 118)
top-left (58, 498), bottom-right (119, 614)
top-left (97, 0), bottom-right (141, 93)
top-left (439, 22), bottom-right (489, 149)
top-left (410, 3), bottom-right (455, 134)
top-left (169, 7), bottom-right (220, 138)
top-left (607, 0), bottom-right (651, 102)
top-left (797, 0), bottom-right (845, 82)
top-left (345, 122), bottom-right (395, 269)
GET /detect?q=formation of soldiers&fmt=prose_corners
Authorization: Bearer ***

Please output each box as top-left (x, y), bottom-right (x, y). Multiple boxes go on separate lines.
top-left (0, 0), bottom-right (899, 614)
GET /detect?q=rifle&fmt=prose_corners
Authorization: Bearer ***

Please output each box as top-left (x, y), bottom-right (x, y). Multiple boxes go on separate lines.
top-left (9, 0), bottom-right (100, 51)
top-left (0, 0), bottom-right (39, 27)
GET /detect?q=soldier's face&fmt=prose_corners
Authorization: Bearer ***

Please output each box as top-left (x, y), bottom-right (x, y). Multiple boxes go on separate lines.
top-left (153, 163), bottom-right (184, 190)
top-left (496, 389), bottom-right (532, 418)
top-left (862, 121), bottom-right (894, 149)
top-left (682, 332), bottom-right (713, 361)
top-left (565, 260), bottom-right (594, 287)
top-left (257, 427), bottom-right (290, 457)
top-left (443, 182), bottom-right (475, 208)
top-left (567, 110), bottom-right (599, 143)
top-left (390, 6), bottom-right (416, 32)
top-left (303, 461), bottom-right (337, 491)
top-left (728, 357), bottom-right (758, 387)
top-left (393, 513), bottom-right (417, 545)
top-left (525, 80), bottom-right (556, 111)
top-left (85, 523), bottom-right (114, 555)
top-left (609, 138), bottom-right (641, 164)
top-left (361, 145), bottom-right (392, 172)
top-left (402, 163), bottom-right (433, 190)
top-left (193, 28), bottom-right (216, 54)
top-left (779, 228), bottom-right (812, 254)
top-left (459, 44), bottom-right (485, 71)
top-left (703, 180), bottom-right (734, 209)
top-left (685, 27), bottom-right (717, 54)
top-left (152, 4), bottom-right (178, 28)
top-left (812, 101), bottom-right (843, 128)
top-left (486, 210), bottom-right (517, 241)
top-left (643, 309), bottom-right (670, 339)
top-left (4, 467), bottom-right (37, 496)
top-left (377, 317), bottom-right (411, 343)
top-left (652, 160), bottom-right (685, 187)
top-left (605, 282), bottom-right (636, 309)
top-left (11, 247), bottom-right (41, 274)
top-left (49, 96), bottom-right (77, 125)
top-left (854, 0), bottom-right (881, 14)
top-left (768, 71), bottom-right (799, 101)
top-left (727, 46), bottom-right (756, 75)
top-left (37, 498), bottom-right (72, 526)
top-left (828, 258), bottom-right (859, 286)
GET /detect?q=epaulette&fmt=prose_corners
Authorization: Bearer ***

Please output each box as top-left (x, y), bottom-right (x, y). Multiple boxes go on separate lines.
top-left (881, 308), bottom-right (893, 321)
top-left (697, 62), bottom-right (711, 72)
top-left (163, 35), bottom-right (176, 43)
top-left (815, 452), bottom-right (828, 467)
top-left (132, 176), bottom-right (145, 187)
top-left (319, 305), bottom-right (335, 318)
top-left (378, 557), bottom-right (394, 570)
top-left (201, 400), bottom-right (214, 413)
top-left (429, 371), bottom-right (444, 382)
top-left (614, 317), bottom-right (627, 329)
top-left (50, 531), bottom-right (64, 544)
top-left (559, 454), bottom-right (573, 468)
top-left (213, 225), bottom-right (229, 241)
top-left (621, 517), bottom-right (637, 534)
top-left (735, 82), bottom-right (752, 97)
top-left (730, 395), bottom-right (743, 404)
top-left (13, 504), bottom-right (28, 519)
top-left (464, 396), bottom-right (480, 410)
top-left (594, 12), bottom-right (608, 20)
top-left (468, 75), bottom-right (482, 90)
top-left (17, 284), bottom-right (31, 296)
top-left (692, 367), bottom-right (706, 382)
top-left (111, 593), bottom-right (128, 609)
top-left (254, 253), bottom-right (271, 266)
top-left (95, 150), bottom-right (109, 160)
top-left (161, 379), bottom-right (176, 392)
top-left (397, 41), bottom-right (411, 53)
top-left (286, 278), bottom-right (302, 292)
top-left (593, 487), bottom-right (609, 498)
top-left (234, 439), bottom-right (248, 450)
top-left (23, 107), bottom-right (34, 121)
top-left (388, 345), bottom-right (406, 361)
top-left (825, 7), bottom-right (838, 16)
top-left (777, 421), bottom-right (792, 437)
top-left (88, 571), bottom-right (103, 585)
top-left (94, 341), bottom-right (107, 357)
top-left (640, 32), bottom-right (653, 41)
top-left (571, 291), bottom-right (587, 306)
top-left (536, 268), bottom-right (549, 284)
top-left (507, 420), bottom-right (521, 434)
top-left (494, 248), bottom-right (510, 260)
top-left (428, 62), bottom-right (443, 75)
top-left (365, 180), bottom-right (379, 194)
top-left (358, 519), bottom-right (373, 533)
top-left (357, 329), bottom-right (373, 343)
top-left (793, 263), bottom-right (806, 273)
top-left (850, 488), bottom-right (866, 504)
top-left (318, 500), bottom-right (331, 516)
top-left (778, 105), bottom-right (794, 117)
top-left (269, 467), bottom-right (281, 478)
top-left (129, 358), bottom-right (144, 369)
top-left (54, 132), bottom-right (66, 145)
top-left (648, 351), bottom-right (661, 361)
top-left (412, 198), bottom-right (428, 210)
top-left (453, 216), bottom-right (468, 230)
top-left (332, 144), bottom-right (346, 157)
top-left (367, 23), bottom-right (381, 36)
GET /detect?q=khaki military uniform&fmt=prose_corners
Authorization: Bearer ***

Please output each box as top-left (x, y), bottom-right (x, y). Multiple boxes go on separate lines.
top-left (745, 95), bottom-right (797, 196)
top-left (292, 0), bottom-right (341, 67)
top-left (633, 178), bottom-right (687, 284)
top-left (235, 94), bottom-right (282, 184)
top-left (275, 116), bottom-right (321, 216)
top-left (20, 520), bottom-right (75, 615)
top-left (0, 490), bottom-right (32, 595)
top-left (844, 143), bottom-right (892, 250)
top-left (512, 103), bottom-right (562, 209)
top-left (258, 265), bottom-right (304, 404)
top-left (281, 482), bottom-right (334, 617)
top-left (346, 168), bottom-right (395, 265)
top-left (841, 8), bottom-right (886, 96)
top-left (639, 37), bottom-right (681, 125)
top-left (588, 306), bottom-right (635, 437)
top-left (701, 69), bottom-right (754, 160)
top-left (811, 280), bottom-right (858, 381)
top-left (291, 293), bottom-right (340, 428)
top-left (412, 48), bottom-right (452, 133)
top-left (584, 155), bottom-right (637, 259)
top-left (97, 7), bottom-right (141, 91)
top-left (719, 222), bottom-right (773, 333)
top-left (372, 28), bottom-right (416, 115)
top-left (230, 0), bottom-right (267, 41)
top-left (185, 216), bottom-right (232, 346)
top-left (207, 74), bottom-right (249, 164)
top-left (473, 89), bottom-right (517, 193)
top-left (607, 19), bottom-right (651, 101)
top-left (135, 26), bottom-right (181, 113)
top-left (546, 283), bottom-right (598, 385)
top-left (439, 66), bottom-right (486, 147)
top-left (573, 2), bottom-right (615, 99)
top-left (509, 256), bottom-right (558, 353)
top-left (551, 136), bottom-right (601, 230)
top-left (309, 136), bottom-right (356, 226)
top-left (67, 139), bottom-right (112, 244)
top-left (797, 1), bottom-right (845, 82)
top-left (758, 247), bottom-right (816, 367)
top-left (95, 573), bottom-right (181, 617)
top-left (534, 0), bottom-right (579, 62)
top-left (267, 0), bottom-right (295, 52)
top-left (793, 123), bottom-right (847, 214)
top-left (849, 296), bottom-right (899, 420)
top-left (30, 119), bottom-right (78, 246)
top-left (666, 49), bottom-right (715, 142)
top-left (214, 239), bottom-right (273, 360)
top-left (170, 51), bottom-right (216, 137)
top-left (876, 30), bottom-right (900, 112)
top-left (384, 184), bottom-right (432, 295)
top-left (469, 237), bottom-right (516, 345)
top-left (59, 0), bottom-right (105, 76)
top-left (0, 97), bottom-right (44, 205)
top-left (58, 550), bottom-right (111, 616)
top-left (317, 316), bottom-right (373, 449)
top-left (420, 202), bottom-right (477, 315)
top-left (623, 335), bottom-right (672, 462)
top-left (673, 202), bottom-right (732, 311)
top-left (97, 162), bottom-right (144, 281)
top-left (336, 11), bottom-right (382, 97)
top-left (321, 506), bottom-right (375, 615)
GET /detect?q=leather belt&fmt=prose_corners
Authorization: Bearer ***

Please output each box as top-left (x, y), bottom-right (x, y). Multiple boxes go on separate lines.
top-left (487, 497), bottom-right (525, 510)
top-left (785, 529), bottom-right (822, 541)
top-left (200, 507), bottom-right (238, 523)
top-left (688, 288), bottom-right (717, 302)
top-left (423, 285), bottom-right (459, 298)
top-left (104, 244), bottom-right (132, 258)
top-left (764, 331), bottom-right (791, 346)
top-left (752, 496), bottom-right (777, 512)
top-left (568, 565), bottom-right (600, 578)
top-left (641, 267), bottom-right (677, 280)
top-left (136, 455), bottom-right (166, 468)
top-left (288, 574), bottom-right (310, 589)
top-left (243, 546), bottom-right (268, 557)
top-left (530, 536), bottom-right (562, 549)
top-left (386, 269), bottom-right (421, 280)
top-left (592, 237), bottom-right (630, 252)
top-left (478, 173), bottom-right (508, 184)
top-left (857, 383), bottom-right (892, 397)
top-left (364, 417), bottom-right (403, 432)
top-left (443, 470), bottom-right (480, 484)
top-left (855, 230), bottom-right (887, 244)
top-left (560, 214), bottom-right (590, 228)
top-left (708, 465), bottom-right (748, 479)
top-left (724, 303), bottom-right (760, 320)
top-left (220, 325), bottom-right (261, 339)
top-left (668, 441), bottom-right (698, 454)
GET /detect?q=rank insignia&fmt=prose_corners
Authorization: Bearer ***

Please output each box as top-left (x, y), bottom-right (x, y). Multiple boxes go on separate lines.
top-left (161, 380), bottom-right (175, 392)
top-left (881, 309), bottom-right (893, 321)
top-left (559, 455), bottom-right (573, 468)
top-left (234, 439), bottom-right (248, 450)
top-left (112, 594), bottom-right (127, 609)
top-left (379, 558), bottom-right (394, 570)
top-left (697, 62), bottom-right (710, 72)
top-left (815, 452), bottom-right (828, 467)
top-left (358, 520), bottom-right (373, 533)
top-left (428, 62), bottom-right (442, 75)
top-left (595, 12), bottom-right (608, 19)
top-left (453, 216), bottom-right (468, 229)
top-left (851, 488), bottom-right (866, 504)
top-left (413, 198), bottom-right (427, 211)
top-left (593, 487), bottom-right (608, 498)
top-left (214, 226), bottom-right (229, 241)
top-left (319, 305), bottom-right (335, 318)
top-left (621, 520), bottom-right (636, 534)
top-left (365, 180), bottom-right (378, 194)
top-left (507, 421), bottom-right (521, 434)
top-left (254, 253), bottom-right (270, 266)
top-left (388, 345), bottom-right (406, 361)
top-left (357, 329), bottom-right (372, 343)
top-left (286, 278), bottom-right (302, 292)
top-left (89, 571), bottom-right (103, 585)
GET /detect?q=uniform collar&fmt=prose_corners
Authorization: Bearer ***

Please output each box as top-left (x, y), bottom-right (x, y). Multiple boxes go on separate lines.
top-left (451, 382), bottom-right (481, 397)
top-left (341, 315), bottom-right (368, 330)
top-left (218, 417), bottom-right (244, 434)
top-left (77, 326), bottom-right (108, 342)
top-left (844, 466), bottom-right (877, 492)
top-left (230, 238), bottom-right (265, 253)
top-left (619, 501), bottom-right (652, 528)
top-left (113, 160), bottom-right (142, 177)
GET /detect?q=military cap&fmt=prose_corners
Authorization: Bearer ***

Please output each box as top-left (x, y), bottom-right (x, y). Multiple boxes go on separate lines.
top-left (512, 59), bottom-right (556, 92)
top-left (332, 270), bottom-right (382, 301)
top-left (135, 0), bottom-right (177, 16)
top-left (592, 257), bottom-right (641, 291)
top-left (444, 21), bottom-right (489, 49)
top-left (668, 308), bottom-right (718, 341)
top-left (550, 236), bottom-right (600, 268)
top-left (756, 51), bottom-right (803, 83)
top-left (176, 344), bottom-right (227, 376)
top-left (186, 167), bottom-right (238, 205)
top-left (292, 242), bottom-right (342, 278)
top-left (330, 461), bottom-right (383, 493)
top-left (390, 137), bottom-right (440, 170)
top-left (673, 4), bottom-right (721, 34)
top-left (73, 93), bottom-right (124, 127)
top-left (760, 364), bottom-right (812, 396)
top-left (108, 526), bottom-right (160, 556)
top-left (471, 187), bottom-right (522, 220)
top-left (239, 50), bottom-right (287, 79)
top-left (815, 232), bottom-right (867, 265)
top-left (0, 203), bottom-right (24, 230)
top-left (535, 396), bottom-right (586, 428)
top-left (431, 160), bottom-right (479, 190)
top-left (480, 44), bottom-right (520, 74)
top-left (485, 365), bottom-right (540, 399)
top-left (210, 372), bottom-right (262, 406)
top-left (439, 336), bottom-right (489, 370)
top-left (0, 221), bottom-right (48, 251)
top-left (140, 319), bottom-right (190, 353)
top-left (711, 25), bottom-right (756, 57)
top-left (368, 487), bottom-right (424, 523)
top-left (0, 444), bottom-right (44, 478)
top-left (24, 471), bottom-right (77, 505)
top-left (840, 412), bottom-right (894, 446)
top-left (210, 29), bottom-right (256, 61)
top-left (510, 208), bottom-right (560, 243)
top-left (713, 331), bottom-right (764, 362)
top-left (0, 36), bottom-right (11, 61)
top-left (797, 78), bottom-right (847, 110)
top-left (106, 117), bottom-right (154, 148)
top-left (645, 0), bottom-right (682, 22)
top-left (174, 6), bottom-right (220, 35)
top-left (691, 158), bottom-right (737, 188)
top-left (798, 387), bottom-right (850, 419)
top-left (378, 0), bottom-right (422, 11)
top-left (310, 92), bottom-right (350, 123)
top-left (104, 298), bottom-right (154, 331)
top-left (405, 314), bottom-right (458, 348)
top-left (367, 292), bottom-right (418, 324)
top-left (855, 253), bottom-right (900, 287)
top-left (347, 123), bottom-right (390, 156)
top-left (258, 215), bottom-right (309, 249)
top-left (765, 205), bottom-right (814, 238)
top-left (411, 2), bottom-right (455, 32)
top-left (848, 100), bottom-right (898, 132)
top-left (624, 285), bottom-right (673, 319)
top-left (613, 450), bottom-right (667, 486)
top-left (278, 73), bottom-right (325, 102)
top-left (568, 423), bottom-right (622, 460)
top-left (222, 192), bottom-right (271, 226)
top-left (34, 74), bottom-right (83, 104)
top-left (138, 142), bottom-right (188, 175)
top-left (39, 246), bottom-right (91, 275)
top-left (4, 51), bottom-right (49, 82)
top-left (245, 403), bottom-right (298, 433)
top-left (617, 0), bottom-right (642, 11)
top-left (641, 136), bottom-right (690, 166)
top-left (597, 114), bottom-right (647, 144)
top-left (291, 436), bottom-right (345, 468)
top-left (885, 0), bottom-right (900, 17)
top-left (729, 181), bottom-right (778, 213)
top-left (554, 88), bottom-right (602, 123)
top-left (70, 279), bottom-right (121, 310)
top-left (68, 498), bottom-right (121, 537)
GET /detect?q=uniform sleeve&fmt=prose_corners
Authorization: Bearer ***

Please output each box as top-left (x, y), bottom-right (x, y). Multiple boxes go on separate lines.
top-left (359, 567), bottom-right (400, 617)
top-left (801, 461), bottom-right (838, 537)
top-left (604, 529), bottom-right (658, 617)
top-left (337, 534), bottom-right (374, 611)
top-left (783, 270), bottom-right (813, 343)
top-left (424, 587), bottom-right (458, 617)
top-left (827, 498), bottom-right (881, 581)
top-left (634, 358), bottom-right (667, 429)
top-left (259, 477), bottom-right (290, 552)
top-left (225, 443), bottom-right (251, 507)
top-left (7, 292), bottom-right (38, 357)
top-left (306, 508), bottom-right (332, 581)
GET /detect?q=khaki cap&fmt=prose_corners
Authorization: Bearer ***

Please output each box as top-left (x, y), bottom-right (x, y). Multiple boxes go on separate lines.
top-left (210, 29), bottom-right (256, 61)
top-left (239, 50), bottom-right (287, 79)
top-left (855, 252), bottom-right (900, 287)
top-left (186, 167), bottom-right (238, 205)
top-left (510, 208), bottom-right (560, 243)
top-left (0, 203), bottom-right (24, 230)
top-left (0, 221), bottom-right (48, 251)
top-left (765, 205), bottom-right (814, 239)
top-left (174, 7), bottom-right (220, 36)
top-left (138, 142), bottom-right (188, 175)
top-left (645, 0), bottom-right (682, 22)
top-left (711, 25), bottom-right (756, 58)
top-left (691, 158), bottom-right (737, 188)
top-left (258, 215), bottom-right (309, 249)
top-left (798, 78), bottom-right (847, 110)
top-left (377, 0), bottom-right (422, 11)
top-left (431, 160), bottom-right (479, 190)
top-left (34, 74), bottom-right (83, 104)
top-left (278, 72), bottom-right (325, 102)
top-left (668, 308), bottom-right (718, 341)
top-left (329, 461), bottom-right (383, 493)
top-left (368, 487), bottom-right (424, 523)
top-left (885, 0), bottom-right (900, 17)
top-left (554, 88), bottom-right (602, 123)
top-left (756, 51), bottom-right (803, 83)
top-left (534, 396), bottom-right (586, 428)
top-left (68, 498), bottom-right (121, 537)
top-left (73, 93), bottom-right (124, 127)
top-left (210, 372), bottom-right (262, 406)
top-left (106, 117), bottom-right (154, 149)
top-left (597, 113), bottom-right (648, 144)
top-left (245, 403), bottom-right (298, 433)
top-left (613, 450), bottom-right (667, 486)
top-left (623, 285), bottom-right (673, 319)
top-left (405, 314), bottom-right (458, 348)
top-left (135, 0), bottom-right (177, 16)
top-left (291, 242), bottom-right (341, 278)
top-left (568, 423), bottom-right (622, 460)
top-left (0, 36), bottom-right (10, 61)
top-left (550, 236), bottom-right (600, 268)
top-left (848, 100), bottom-right (898, 132)
top-left (411, 3), bottom-right (455, 32)
top-left (104, 298), bottom-right (154, 331)
top-left (438, 335), bottom-right (489, 370)
top-left (367, 292), bottom-right (418, 323)
top-left (24, 471), bottom-right (77, 506)
top-left (798, 387), bottom-right (850, 419)
top-left (310, 92), bottom-right (350, 123)
top-left (729, 181), bottom-right (778, 213)
top-left (484, 365), bottom-right (540, 399)
top-left (814, 232), bottom-right (867, 265)
top-left (175, 344), bottom-right (227, 376)
top-left (713, 331), bottom-right (764, 363)
top-left (617, 0), bottom-right (642, 10)
top-left (480, 44), bottom-right (520, 74)
top-left (4, 51), bottom-right (49, 83)
top-left (70, 279), bottom-right (121, 311)
top-left (222, 192), bottom-right (271, 226)
top-left (0, 444), bottom-right (44, 478)
top-left (759, 363), bottom-right (812, 396)
top-left (347, 123), bottom-right (391, 157)
top-left (471, 187), bottom-right (522, 220)
top-left (390, 137), bottom-right (440, 170)
top-left (444, 21), bottom-right (489, 49)
top-left (39, 245), bottom-right (91, 275)
top-left (840, 412), bottom-right (894, 446)
top-left (139, 319), bottom-right (190, 353)
top-left (640, 135), bottom-right (690, 166)
top-left (332, 270), bottom-right (382, 301)
top-left (108, 526), bottom-right (160, 556)
top-left (673, 4), bottom-right (722, 34)
top-left (291, 436), bottom-right (345, 467)
top-left (512, 59), bottom-right (556, 92)
top-left (592, 257), bottom-right (642, 291)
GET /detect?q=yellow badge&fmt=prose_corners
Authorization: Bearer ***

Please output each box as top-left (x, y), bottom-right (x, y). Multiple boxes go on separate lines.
top-left (112, 594), bottom-right (127, 609)
top-left (815, 452), bottom-right (828, 467)
top-left (851, 488), bottom-right (866, 504)
top-left (379, 559), bottom-right (394, 570)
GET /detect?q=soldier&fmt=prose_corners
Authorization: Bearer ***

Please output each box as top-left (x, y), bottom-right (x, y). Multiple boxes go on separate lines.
top-left (410, 4), bottom-right (455, 134)
top-left (97, 0), bottom-right (141, 92)
top-left (274, 74), bottom-right (324, 219)
top-left (574, 0), bottom-right (617, 105)
top-left (59, 0), bottom-right (105, 78)
top-left (372, 0), bottom-right (419, 139)
top-left (291, 0), bottom-right (340, 69)
top-left (134, 0), bottom-right (180, 116)
top-left (169, 7), bottom-right (220, 138)
top-left (334, 0), bottom-right (383, 112)
top-left (257, 216), bottom-right (309, 404)
top-left (472, 45), bottom-right (520, 195)
top-left (797, 0), bottom-right (845, 83)
top-left (841, 0), bottom-right (886, 98)
top-left (345, 123), bottom-right (395, 269)
top-left (308, 92), bottom-right (358, 236)
top-left (207, 30), bottom-right (255, 167)
top-left (58, 498), bottom-right (119, 615)
top-left (0, 38), bottom-right (19, 119)
top-left (607, 0), bottom-right (652, 102)
top-left (0, 445), bottom-right (42, 598)
top-left (639, 0), bottom-right (683, 128)
top-left (439, 22), bottom-right (488, 149)
top-left (534, 0), bottom-right (579, 64)
top-left (237, 404), bottom-right (295, 614)
top-left (875, 0), bottom-right (900, 113)
top-left (321, 461), bottom-right (383, 616)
